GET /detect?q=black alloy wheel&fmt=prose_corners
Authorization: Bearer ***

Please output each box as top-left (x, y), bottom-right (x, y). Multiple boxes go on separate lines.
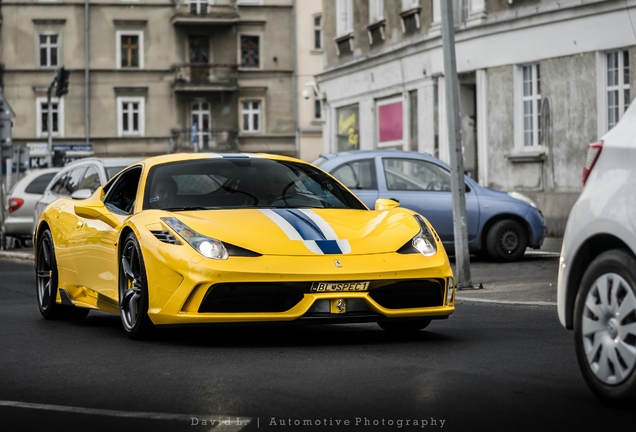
top-left (486, 219), bottom-right (527, 262)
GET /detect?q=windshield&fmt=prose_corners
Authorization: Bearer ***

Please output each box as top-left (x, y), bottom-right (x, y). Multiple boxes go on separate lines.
top-left (143, 158), bottom-right (367, 211)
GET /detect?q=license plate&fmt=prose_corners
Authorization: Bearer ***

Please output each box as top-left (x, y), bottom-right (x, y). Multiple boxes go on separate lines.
top-left (310, 281), bottom-right (370, 292)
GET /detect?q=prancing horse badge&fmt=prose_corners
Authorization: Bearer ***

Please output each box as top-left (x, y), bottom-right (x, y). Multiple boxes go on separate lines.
top-left (334, 259), bottom-right (343, 268)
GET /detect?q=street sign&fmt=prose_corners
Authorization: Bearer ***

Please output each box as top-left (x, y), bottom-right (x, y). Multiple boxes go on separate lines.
top-left (52, 144), bottom-right (93, 153)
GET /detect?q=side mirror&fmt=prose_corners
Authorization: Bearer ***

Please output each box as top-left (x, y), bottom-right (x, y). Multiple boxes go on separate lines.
top-left (71, 189), bottom-right (92, 200)
top-left (74, 201), bottom-right (121, 228)
top-left (374, 198), bottom-right (400, 211)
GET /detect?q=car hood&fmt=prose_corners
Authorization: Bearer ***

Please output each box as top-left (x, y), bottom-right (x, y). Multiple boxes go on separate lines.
top-left (161, 208), bottom-right (421, 256)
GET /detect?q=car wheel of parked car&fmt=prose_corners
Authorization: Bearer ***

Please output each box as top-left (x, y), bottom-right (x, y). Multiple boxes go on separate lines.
top-left (36, 229), bottom-right (89, 320)
top-left (119, 233), bottom-right (155, 339)
top-left (574, 249), bottom-right (636, 404)
top-left (486, 219), bottom-right (527, 262)
top-left (378, 319), bottom-right (431, 332)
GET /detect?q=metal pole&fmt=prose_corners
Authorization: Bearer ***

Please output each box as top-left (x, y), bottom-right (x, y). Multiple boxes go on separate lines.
top-left (440, 0), bottom-right (473, 290)
top-left (85, 0), bottom-right (90, 144)
top-left (46, 83), bottom-right (54, 168)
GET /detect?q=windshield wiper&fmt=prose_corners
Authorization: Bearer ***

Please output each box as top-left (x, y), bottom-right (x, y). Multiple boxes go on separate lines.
top-left (162, 206), bottom-right (211, 211)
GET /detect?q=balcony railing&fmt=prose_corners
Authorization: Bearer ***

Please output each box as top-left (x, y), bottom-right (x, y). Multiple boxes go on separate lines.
top-left (170, 128), bottom-right (239, 153)
top-left (172, 2), bottom-right (239, 26)
top-left (172, 64), bottom-right (238, 91)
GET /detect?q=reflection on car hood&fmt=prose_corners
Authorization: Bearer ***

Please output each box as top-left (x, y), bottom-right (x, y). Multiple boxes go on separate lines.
top-left (165, 208), bottom-right (422, 256)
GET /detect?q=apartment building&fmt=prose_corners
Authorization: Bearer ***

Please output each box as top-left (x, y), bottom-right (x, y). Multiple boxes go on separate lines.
top-left (316, 0), bottom-right (635, 235)
top-left (0, 0), bottom-right (296, 161)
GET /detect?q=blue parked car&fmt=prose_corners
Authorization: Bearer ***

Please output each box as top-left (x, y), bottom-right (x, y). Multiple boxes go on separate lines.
top-left (314, 150), bottom-right (547, 262)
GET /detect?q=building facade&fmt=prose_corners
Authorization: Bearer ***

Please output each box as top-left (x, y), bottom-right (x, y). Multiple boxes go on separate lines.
top-left (316, 0), bottom-right (636, 235)
top-left (0, 0), bottom-right (296, 161)
top-left (295, 0), bottom-right (324, 162)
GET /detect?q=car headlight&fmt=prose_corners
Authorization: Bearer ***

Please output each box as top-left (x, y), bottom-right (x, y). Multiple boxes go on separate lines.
top-left (508, 191), bottom-right (537, 208)
top-left (397, 215), bottom-right (438, 257)
top-left (161, 217), bottom-right (228, 260)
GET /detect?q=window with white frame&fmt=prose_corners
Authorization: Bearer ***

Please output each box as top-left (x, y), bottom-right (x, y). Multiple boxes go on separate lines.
top-left (117, 97), bottom-right (145, 136)
top-left (240, 35), bottom-right (260, 69)
top-left (36, 97), bottom-right (64, 137)
top-left (39, 34), bottom-right (59, 68)
top-left (401, 0), bottom-right (420, 11)
top-left (188, 0), bottom-right (209, 15)
top-left (369, 0), bottom-right (384, 23)
top-left (459, 0), bottom-right (470, 25)
top-left (377, 97), bottom-right (404, 149)
top-left (336, 0), bottom-right (353, 37)
top-left (116, 31), bottom-right (143, 69)
top-left (314, 15), bottom-right (323, 50)
top-left (191, 101), bottom-right (211, 149)
top-left (520, 64), bottom-right (541, 148)
top-left (607, 50), bottom-right (630, 130)
top-left (241, 100), bottom-right (262, 133)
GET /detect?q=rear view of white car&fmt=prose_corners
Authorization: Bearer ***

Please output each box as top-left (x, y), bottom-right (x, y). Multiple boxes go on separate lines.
top-left (558, 102), bottom-right (636, 403)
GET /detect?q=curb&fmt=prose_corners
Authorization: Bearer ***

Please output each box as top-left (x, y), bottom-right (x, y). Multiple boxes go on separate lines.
top-left (0, 251), bottom-right (34, 261)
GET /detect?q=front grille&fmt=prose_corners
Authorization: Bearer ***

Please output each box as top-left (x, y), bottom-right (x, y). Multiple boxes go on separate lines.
top-left (369, 280), bottom-right (443, 309)
top-left (199, 283), bottom-right (308, 313)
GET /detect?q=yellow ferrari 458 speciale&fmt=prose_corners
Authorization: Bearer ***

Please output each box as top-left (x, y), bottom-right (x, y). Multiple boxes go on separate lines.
top-left (34, 153), bottom-right (455, 339)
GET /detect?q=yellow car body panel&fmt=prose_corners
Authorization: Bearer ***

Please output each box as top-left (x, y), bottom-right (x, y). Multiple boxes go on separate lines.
top-left (34, 153), bottom-right (455, 329)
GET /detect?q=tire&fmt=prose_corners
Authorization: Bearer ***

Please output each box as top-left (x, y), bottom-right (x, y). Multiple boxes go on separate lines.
top-left (119, 233), bottom-right (155, 340)
top-left (378, 319), bottom-right (431, 332)
top-left (36, 229), bottom-right (89, 320)
top-left (573, 249), bottom-right (636, 404)
top-left (486, 219), bottom-right (527, 262)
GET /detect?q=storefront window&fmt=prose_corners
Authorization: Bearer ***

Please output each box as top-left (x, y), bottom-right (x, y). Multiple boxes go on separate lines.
top-left (336, 105), bottom-right (360, 152)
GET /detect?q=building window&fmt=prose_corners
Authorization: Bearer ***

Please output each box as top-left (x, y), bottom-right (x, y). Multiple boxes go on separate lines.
top-left (400, 0), bottom-right (421, 34)
top-left (336, 0), bottom-right (353, 37)
top-left (607, 50), bottom-right (630, 130)
top-left (521, 64), bottom-right (541, 148)
top-left (36, 97), bottom-right (64, 137)
top-left (39, 34), bottom-right (59, 68)
top-left (188, 0), bottom-right (209, 15)
top-left (117, 97), bottom-right (145, 136)
top-left (336, 105), bottom-right (359, 152)
top-left (369, 0), bottom-right (384, 23)
top-left (409, 90), bottom-right (418, 151)
top-left (191, 101), bottom-right (211, 150)
top-left (314, 98), bottom-right (322, 120)
top-left (117, 31), bottom-right (143, 69)
top-left (458, 0), bottom-right (470, 25)
top-left (240, 35), bottom-right (260, 69)
top-left (241, 100), bottom-right (262, 133)
top-left (377, 97), bottom-right (404, 149)
top-left (314, 15), bottom-right (323, 50)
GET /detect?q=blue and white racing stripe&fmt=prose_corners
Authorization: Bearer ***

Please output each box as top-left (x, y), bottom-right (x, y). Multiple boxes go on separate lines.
top-left (260, 209), bottom-right (351, 255)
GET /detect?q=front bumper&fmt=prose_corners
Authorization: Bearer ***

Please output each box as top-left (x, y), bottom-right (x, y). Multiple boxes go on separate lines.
top-left (141, 240), bottom-right (455, 326)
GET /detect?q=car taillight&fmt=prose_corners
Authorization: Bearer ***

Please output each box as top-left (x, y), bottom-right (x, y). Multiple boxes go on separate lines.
top-left (582, 141), bottom-right (603, 187)
top-left (9, 198), bottom-right (24, 213)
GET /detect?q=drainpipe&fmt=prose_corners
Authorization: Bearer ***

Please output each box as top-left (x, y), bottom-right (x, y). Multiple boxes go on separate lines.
top-left (292, 0), bottom-right (299, 159)
top-left (84, 0), bottom-right (90, 143)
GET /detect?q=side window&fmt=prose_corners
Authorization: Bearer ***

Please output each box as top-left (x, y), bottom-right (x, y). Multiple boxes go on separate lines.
top-left (57, 167), bottom-right (87, 196)
top-left (50, 172), bottom-right (70, 194)
top-left (104, 168), bottom-right (142, 215)
top-left (78, 166), bottom-right (101, 193)
top-left (331, 159), bottom-right (377, 190)
top-left (25, 172), bottom-right (57, 194)
top-left (382, 158), bottom-right (451, 192)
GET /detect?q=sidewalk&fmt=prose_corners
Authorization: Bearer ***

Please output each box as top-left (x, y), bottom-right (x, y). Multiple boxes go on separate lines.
top-left (1, 239), bottom-right (563, 306)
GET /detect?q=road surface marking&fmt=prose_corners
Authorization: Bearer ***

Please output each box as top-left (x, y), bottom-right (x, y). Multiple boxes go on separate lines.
top-left (0, 400), bottom-right (251, 431)
top-left (456, 297), bottom-right (557, 306)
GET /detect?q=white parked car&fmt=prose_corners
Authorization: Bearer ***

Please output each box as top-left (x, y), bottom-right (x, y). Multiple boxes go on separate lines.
top-left (558, 101), bottom-right (636, 403)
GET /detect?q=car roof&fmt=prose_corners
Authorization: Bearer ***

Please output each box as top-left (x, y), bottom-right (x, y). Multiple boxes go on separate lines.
top-left (318, 150), bottom-right (434, 160)
top-left (63, 157), bottom-right (142, 169)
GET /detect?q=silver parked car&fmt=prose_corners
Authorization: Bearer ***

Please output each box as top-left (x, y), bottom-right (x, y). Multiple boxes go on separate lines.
top-left (3, 168), bottom-right (60, 243)
top-left (33, 157), bottom-right (141, 231)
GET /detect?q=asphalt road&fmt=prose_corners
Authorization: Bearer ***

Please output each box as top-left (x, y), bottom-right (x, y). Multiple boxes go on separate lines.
top-left (0, 252), bottom-right (634, 432)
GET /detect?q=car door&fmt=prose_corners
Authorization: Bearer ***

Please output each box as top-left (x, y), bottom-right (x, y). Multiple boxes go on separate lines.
top-left (329, 158), bottom-right (379, 208)
top-left (376, 156), bottom-right (480, 245)
top-left (72, 167), bottom-right (142, 304)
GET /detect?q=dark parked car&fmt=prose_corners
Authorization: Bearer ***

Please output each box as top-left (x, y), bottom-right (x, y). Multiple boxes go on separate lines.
top-left (314, 150), bottom-right (547, 261)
